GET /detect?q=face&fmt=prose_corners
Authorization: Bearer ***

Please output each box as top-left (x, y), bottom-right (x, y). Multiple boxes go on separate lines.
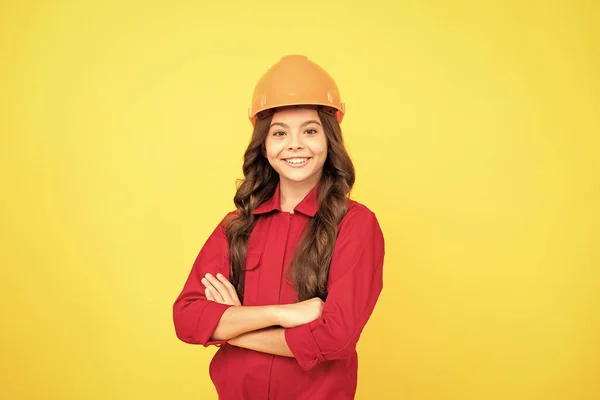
top-left (264, 107), bottom-right (328, 187)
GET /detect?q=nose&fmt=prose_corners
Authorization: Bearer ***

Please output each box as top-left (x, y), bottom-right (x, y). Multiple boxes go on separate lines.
top-left (287, 135), bottom-right (304, 151)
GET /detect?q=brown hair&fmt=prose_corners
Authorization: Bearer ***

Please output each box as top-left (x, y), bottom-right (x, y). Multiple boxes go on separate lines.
top-left (224, 108), bottom-right (355, 302)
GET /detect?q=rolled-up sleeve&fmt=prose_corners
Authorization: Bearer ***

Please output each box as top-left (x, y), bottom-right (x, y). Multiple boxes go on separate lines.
top-left (284, 208), bottom-right (385, 370)
top-left (173, 217), bottom-right (234, 346)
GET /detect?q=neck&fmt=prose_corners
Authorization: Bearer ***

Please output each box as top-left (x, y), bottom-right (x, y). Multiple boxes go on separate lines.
top-left (279, 176), bottom-right (319, 213)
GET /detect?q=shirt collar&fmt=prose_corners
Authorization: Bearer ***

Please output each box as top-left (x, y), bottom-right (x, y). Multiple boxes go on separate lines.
top-left (252, 181), bottom-right (319, 217)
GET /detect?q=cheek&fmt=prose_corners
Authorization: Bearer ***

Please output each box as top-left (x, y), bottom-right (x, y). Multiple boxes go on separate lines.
top-left (313, 137), bottom-right (328, 158)
top-left (264, 140), bottom-right (282, 164)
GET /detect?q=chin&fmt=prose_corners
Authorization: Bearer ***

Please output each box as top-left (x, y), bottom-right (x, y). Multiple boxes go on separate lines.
top-left (283, 175), bottom-right (310, 182)
top-left (280, 171), bottom-right (314, 183)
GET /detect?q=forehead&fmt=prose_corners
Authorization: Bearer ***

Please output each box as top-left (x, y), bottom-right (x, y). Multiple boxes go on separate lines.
top-left (270, 107), bottom-right (320, 124)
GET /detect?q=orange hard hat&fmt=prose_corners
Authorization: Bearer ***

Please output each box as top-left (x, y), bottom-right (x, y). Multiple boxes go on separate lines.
top-left (248, 55), bottom-right (345, 126)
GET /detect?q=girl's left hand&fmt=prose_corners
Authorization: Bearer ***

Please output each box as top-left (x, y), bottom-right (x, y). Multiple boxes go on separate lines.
top-left (202, 273), bottom-right (242, 306)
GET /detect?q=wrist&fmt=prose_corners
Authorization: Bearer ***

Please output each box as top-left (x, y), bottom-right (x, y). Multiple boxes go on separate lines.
top-left (267, 304), bottom-right (285, 326)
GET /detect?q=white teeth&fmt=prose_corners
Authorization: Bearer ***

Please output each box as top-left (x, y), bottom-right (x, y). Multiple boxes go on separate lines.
top-left (285, 158), bottom-right (308, 164)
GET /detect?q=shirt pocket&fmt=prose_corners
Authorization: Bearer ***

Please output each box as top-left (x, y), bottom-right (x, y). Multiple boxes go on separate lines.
top-left (242, 250), bottom-right (263, 305)
top-left (244, 250), bottom-right (262, 271)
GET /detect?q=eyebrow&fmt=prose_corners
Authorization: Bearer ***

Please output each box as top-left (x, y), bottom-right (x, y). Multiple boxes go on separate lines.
top-left (269, 120), bottom-right (322, 129)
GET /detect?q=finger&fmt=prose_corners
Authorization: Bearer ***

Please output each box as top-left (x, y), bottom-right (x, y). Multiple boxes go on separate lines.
top-left (205, 287), bottom-right (216, 302)
top-left (202, 277), bottom-right (223, 303)
top-left (216, 273), bottom-right (241, 306)
top-left (205, 273), bottom-right (233, 304)
top-left (201, 276), bottom-right (215, 292)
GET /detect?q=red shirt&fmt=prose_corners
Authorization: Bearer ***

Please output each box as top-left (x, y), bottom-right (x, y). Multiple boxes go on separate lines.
top-left (173, 183), bottom-right (385, 399)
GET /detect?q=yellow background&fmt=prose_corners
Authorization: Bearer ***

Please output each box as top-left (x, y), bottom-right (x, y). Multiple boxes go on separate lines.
top-left (1, 1), bottom-right (598, 399)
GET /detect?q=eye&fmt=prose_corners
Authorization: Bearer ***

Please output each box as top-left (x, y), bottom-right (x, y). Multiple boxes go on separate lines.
top-left (272, 131), bottom-right (286, 137)
top-left (305, 128), bottom-right (318, 135)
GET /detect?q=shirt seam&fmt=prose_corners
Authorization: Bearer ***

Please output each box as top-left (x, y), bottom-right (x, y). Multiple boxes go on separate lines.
top-left (193, 301), bottom-right (211, 344)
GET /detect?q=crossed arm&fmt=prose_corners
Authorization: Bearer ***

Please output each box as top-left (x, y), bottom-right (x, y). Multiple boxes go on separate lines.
top-left (202, 272), bottom-right (322, 357)
top-left (173, 210), bottom-right (385, 370)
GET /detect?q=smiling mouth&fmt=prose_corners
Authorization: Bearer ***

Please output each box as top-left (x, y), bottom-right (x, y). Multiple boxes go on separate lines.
top-left (282, 157), bottom-right (311, 165)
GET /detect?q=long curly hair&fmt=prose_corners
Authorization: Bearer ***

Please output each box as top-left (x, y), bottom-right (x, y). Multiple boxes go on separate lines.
top-left (224, 108), bottom-right (355, 302)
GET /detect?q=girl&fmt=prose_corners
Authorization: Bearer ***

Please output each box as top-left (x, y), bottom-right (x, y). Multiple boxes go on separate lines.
top-left (173, 55), bottom-right (385, 400)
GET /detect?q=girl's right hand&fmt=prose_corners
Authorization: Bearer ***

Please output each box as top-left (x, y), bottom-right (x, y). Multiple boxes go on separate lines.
top-left (276, 298), bottom-right (325, 328)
